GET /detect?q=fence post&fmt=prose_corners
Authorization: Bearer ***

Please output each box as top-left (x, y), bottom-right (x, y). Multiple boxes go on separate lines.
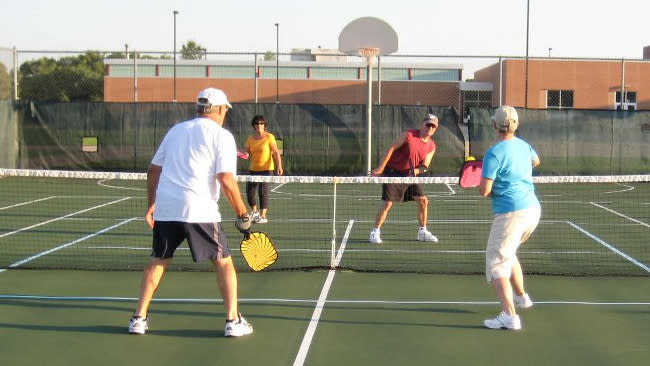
top-left (254, 53), bottom-right (258, 104)
top-left (133, 51), bottom-right (138, 103)
top-left (620, 58), bottom-right (625, 110)
top-left (12, 47), bottom-right (18, 103)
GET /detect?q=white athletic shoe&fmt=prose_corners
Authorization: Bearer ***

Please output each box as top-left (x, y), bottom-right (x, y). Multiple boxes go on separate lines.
top-left (256, 217), bottom-right (268, 224)
top-left (417, 228), bottom-right (439, 243)
top-left (514, 293), bottom-right (533, 309)
top-left (251, 212), bottom-right (262, 224)
top-left (128, 316), bottom-right (149, 335)
top-left (369, 229), bottom-right (382, 244)
top-left (484, 311), bottom-right (522, 330)
top-left (224, 314), bottom-right (254, 337)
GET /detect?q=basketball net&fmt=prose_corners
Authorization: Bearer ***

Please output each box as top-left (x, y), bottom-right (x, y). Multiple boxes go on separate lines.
top-left (358, 47), bottom-right (380, 65)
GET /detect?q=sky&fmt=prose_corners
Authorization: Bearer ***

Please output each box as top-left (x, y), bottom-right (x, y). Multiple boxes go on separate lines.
top-left (2, 0), bottom-right (648, 60)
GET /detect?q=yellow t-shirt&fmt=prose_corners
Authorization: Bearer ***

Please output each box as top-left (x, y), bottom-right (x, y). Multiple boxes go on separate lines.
top-left (246, 133), bottom-right (277, 171)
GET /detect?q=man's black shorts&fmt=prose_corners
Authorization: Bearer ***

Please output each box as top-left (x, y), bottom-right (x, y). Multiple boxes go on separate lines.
top-left (381, 168), bottom-right (425, 202)
top-left (152, 221), bottom-right (230, 262)
top-left (382, 183), bottom-right (425, 202)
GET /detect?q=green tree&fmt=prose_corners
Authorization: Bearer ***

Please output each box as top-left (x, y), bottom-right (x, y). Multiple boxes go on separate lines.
top-left (19, 51), bottom-right (105, 102)
top-left (106, 52), bottom-right (127, 59)
top-left (0, 62), bottom-right (11, 100)
top-left (181, 40), bottom-right (206, 60)
top-left (264, 50), bottom-right (276, 61)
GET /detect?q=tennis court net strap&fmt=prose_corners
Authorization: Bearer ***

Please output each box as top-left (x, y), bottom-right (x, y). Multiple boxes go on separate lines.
top-left (1, 169), bottom-right (649, 276)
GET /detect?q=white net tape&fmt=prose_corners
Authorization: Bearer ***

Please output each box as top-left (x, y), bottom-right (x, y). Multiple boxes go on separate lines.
top-left (2, 169), bottom-right (650, 184)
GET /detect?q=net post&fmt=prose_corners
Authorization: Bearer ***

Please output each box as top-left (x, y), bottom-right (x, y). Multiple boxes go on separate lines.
top-left (330, 177), bottom-right (338, 268)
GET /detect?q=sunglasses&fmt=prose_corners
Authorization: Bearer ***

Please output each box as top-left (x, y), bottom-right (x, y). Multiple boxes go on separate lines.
top-left (254, 122), bottom-right (266, 126)
top-left (425, 123), bottom-right (438, 128)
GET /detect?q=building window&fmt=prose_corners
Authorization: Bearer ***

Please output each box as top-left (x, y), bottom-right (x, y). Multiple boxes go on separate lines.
top-left (462, 90), bottom-right (492, 123)
top-left (616, 91), bottom-right (637, 111)
top-left (547, 90), bottom-right (574, 109)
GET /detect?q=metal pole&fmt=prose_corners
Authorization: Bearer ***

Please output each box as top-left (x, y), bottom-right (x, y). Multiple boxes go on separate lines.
top-left (13, 47), bottom-right (18, 102)
top-left (275, 23), bottom-right (279, 104)
top-left (134, 51), bottom-right (139, 170)
top-left (254, 53), bottom-right (259, 104)
top-left (524, 0), bottom-right (529, 108)
top-left (134, 52), bottom-right (138, 102)
top-left (620, 58), bottom-right (625, 110)
top-left (377, 56), bottom-right (382, 105)
top-left (125, 44), bottom-right (129, 59)
top-left (173, 10), bottom-right (178, 102)
top-left (498, 57), bottom-right (503, 106)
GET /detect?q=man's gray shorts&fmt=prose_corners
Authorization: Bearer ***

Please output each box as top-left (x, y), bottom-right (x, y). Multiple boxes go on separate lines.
top-left (152, 221), bottom-right (230, 262)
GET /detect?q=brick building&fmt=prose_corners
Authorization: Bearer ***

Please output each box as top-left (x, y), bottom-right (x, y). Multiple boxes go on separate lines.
top-left (103, 56), bottom-right (466, 107)
top-left (474, 47), bottom-right (650, 110)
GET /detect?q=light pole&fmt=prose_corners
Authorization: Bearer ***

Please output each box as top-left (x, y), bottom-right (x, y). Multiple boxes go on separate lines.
top-left (125, 44), bottom-right (129, 59)
top-left (173, 10), bottom-right (178, 102)
top-left (548, 47), bottom-right (552, 57)
top-left (524, 0), bottom-right (529, 108)
top-left (275, 22), bottom-right (279, 104)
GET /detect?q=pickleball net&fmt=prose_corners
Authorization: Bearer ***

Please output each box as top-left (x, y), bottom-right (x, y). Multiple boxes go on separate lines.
top-left (1, 169), bottom-right (648, 276)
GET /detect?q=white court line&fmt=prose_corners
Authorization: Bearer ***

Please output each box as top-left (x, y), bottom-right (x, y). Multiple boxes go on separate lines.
top-left (97, 179), bottom-right (145, 191)
top-left (61, 246), bottom-right (602, 256)
top-left (270, 182), bottom-right (287, 193)
top-left (293, 219), bottom-right (354, 366)
top-left (0, 295), bottom-right (648, 306)
top-left (0, 196), bottom-right (56, 211)
top-left (444, 183), bottom-right (456, 195)
top-left (604, 182), bottom-right (635, 194)
top-left (4, 217), bottom-right (138, 270)
top-left (567, 221), bottom-right (649, 273)
top-left (590, 202), bottom-right (650, 228)
top-left (0, 197), bottom-right (131, 239)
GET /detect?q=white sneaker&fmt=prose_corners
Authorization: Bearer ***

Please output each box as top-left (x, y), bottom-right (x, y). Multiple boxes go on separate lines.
top-left (128, 316), bottom-right (149, 335)
top-left (484, 311), bottom-right (521, 330)
top-left (256, 217), bottom-right (268, 224)
top-left (224, 314), bottom-right (253, 337)
top-left (369, 229), bottom-right (382, 244)
top-left (251, 212), bottom-right (262, 223)
top-left (514, 293), bottom-right (533, 309)
top-left (417, 228), bottom-right (439, 243)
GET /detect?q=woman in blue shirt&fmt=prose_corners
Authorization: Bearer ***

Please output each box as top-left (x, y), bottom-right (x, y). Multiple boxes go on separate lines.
top-left (479, 106), bottom-right (541, 331)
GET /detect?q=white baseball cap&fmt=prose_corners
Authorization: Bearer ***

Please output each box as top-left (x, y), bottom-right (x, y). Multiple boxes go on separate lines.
top-left (491, 106), bottom-right (519, 132)
top-left (197, 88), bottom-right (232, 109)
top-left (423, 113), bottom-right (439, 127)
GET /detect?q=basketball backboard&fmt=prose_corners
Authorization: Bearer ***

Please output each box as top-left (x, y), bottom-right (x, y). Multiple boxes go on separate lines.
top-left (338, 17), bottom-right (398, 56)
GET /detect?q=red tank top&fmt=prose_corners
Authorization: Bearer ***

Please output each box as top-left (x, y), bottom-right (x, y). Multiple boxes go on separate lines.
top-left (386, 129), bottom-right (436, 175)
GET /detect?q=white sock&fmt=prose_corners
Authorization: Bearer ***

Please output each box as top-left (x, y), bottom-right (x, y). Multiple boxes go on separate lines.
top-left (419, 227), bottom-right (427, 232)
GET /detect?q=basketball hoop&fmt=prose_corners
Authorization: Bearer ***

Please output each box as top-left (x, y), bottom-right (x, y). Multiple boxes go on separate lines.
top-left (358, 47), bottom-right (380, 65)
top-left (338, 17), bottom-right (398, 174)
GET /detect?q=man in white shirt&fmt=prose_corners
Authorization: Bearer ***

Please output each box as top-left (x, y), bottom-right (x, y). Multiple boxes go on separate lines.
top-left (128, 88), bottom-right (254, 337)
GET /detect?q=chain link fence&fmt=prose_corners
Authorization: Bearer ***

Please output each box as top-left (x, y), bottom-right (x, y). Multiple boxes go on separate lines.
top-left (1, 47), bottom-right (649, 174)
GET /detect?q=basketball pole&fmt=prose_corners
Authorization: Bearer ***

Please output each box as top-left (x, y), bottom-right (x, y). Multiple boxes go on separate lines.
top-left (366, 57), bottom-right (373, 174)
top-left (337, 17), bottom-right (398, 174)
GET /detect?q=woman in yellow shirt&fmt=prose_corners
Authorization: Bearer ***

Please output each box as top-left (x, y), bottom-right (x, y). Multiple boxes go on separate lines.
top-left (245, 115), bottom-right (284, 223)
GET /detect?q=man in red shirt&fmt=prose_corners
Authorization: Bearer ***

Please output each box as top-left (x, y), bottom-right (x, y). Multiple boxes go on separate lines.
top-left (368, 114), bottom-right (439, 244)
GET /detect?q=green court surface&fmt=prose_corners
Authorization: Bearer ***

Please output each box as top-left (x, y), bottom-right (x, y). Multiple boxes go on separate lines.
top-left (1, 175), bottom-right (649, 276)
top-left (1, 173), bottom-right (649, 365)
top-left (0, 270), bottom-right (648, 366)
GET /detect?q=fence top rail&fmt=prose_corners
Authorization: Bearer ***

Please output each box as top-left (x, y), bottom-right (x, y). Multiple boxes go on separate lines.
top-left (12, 49), bottom-right (650, 63)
